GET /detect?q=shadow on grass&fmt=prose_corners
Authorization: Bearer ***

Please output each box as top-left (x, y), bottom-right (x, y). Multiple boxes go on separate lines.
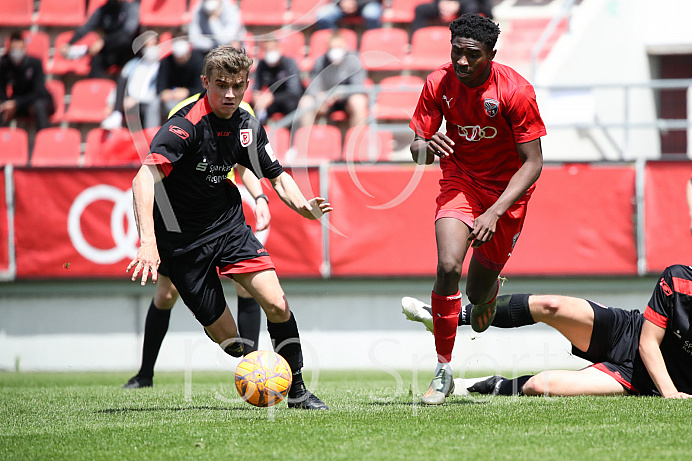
top-left (97, 405), bottom-right (252, 414)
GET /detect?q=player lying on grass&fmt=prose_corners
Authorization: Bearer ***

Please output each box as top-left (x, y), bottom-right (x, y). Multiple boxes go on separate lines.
top-left (402, 264), bottom-right (692, 398)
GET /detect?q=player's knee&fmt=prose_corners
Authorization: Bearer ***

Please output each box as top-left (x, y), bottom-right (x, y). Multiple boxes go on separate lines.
top-left (522, 374), bottom-right (549, 396)
top-left (436, 258), bottom-right (463, 281)
top-left (531, 295), bottom-right (562, 318)
top-left (262, 296), bottom-right (290, 323)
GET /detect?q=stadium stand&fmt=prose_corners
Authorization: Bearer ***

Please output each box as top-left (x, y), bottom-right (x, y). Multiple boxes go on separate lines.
top-left (267, 126), bottom-right (291, 164)
top-left (343, 126), bottom-right (394, 163)
top-left (374, 75), bottom-right (424, 121)
top-left (240, 0), bottom-right (288, 26)
top-left (360, 27), bottom-right (409, 72)
top-left (48, 31), bottom-right (101, 76)
top-left (0, 127), bottom-right (29, 166)
top-left (291, 124), bottom-right (342, 164)
top-left (45, 79), bottom-right (66, 124)
top-left (83, 127), bottom-right (142, 166)
top-left (36, 0), bottom-right (87, 27)
top-left (4, 31), bottom-right (51, 70)
top-left (300, 27), bottom-right (359, 72)
top-left (139, 0), bottom-right (188, 28)
top-left (30, 127), bottom-right (82, 166)
top-left (382, 0), bottom-right (429, 23)
top-left (64, 78), bottom-right (117, 124)
top-left (286, 0), bottom-right (329, 25)
top-left (0, 0), bottom-right (34, 27)
top-left (406, 26), bottom-right (451, 70)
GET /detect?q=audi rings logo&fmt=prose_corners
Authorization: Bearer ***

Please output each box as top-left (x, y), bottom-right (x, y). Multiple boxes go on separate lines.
top-left (68, 185), bottom-right (138, 265)
top-left (456, 125), bottom-right (497, 142)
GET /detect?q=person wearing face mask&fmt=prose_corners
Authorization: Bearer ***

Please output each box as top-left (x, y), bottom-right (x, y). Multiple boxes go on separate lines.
top-left (315, 0), bottom-right (383, 30)
top-left (156, 35), bottom-right (205, 123)
top-left (252, 38), bottom-right (303, 124)
top-left (189, 0), bottom-right (246, 52)
top-left (102, 32), bottom-right (161, 130)
top-left (0, 31), bottom-right (55, 132)
top-left (297, 32), bottom-right (368, 129)
top-left (60, 0), bottom-right (140, 78)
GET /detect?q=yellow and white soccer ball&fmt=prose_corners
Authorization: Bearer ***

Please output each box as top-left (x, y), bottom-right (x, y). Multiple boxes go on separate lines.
top-left (234, 350), bottom-right (292, 407)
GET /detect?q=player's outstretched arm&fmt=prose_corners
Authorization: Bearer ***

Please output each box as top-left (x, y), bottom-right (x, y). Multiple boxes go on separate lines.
top-left (268, 172), bottom-right (333, 220)
top-left (127, 164), bottom-right (165, 286)
top-left (639, 319), bottom-right (691, 398)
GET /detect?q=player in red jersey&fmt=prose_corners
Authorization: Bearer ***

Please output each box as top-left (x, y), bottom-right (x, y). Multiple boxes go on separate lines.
top-left (409, 13), bottom-right (546, 404)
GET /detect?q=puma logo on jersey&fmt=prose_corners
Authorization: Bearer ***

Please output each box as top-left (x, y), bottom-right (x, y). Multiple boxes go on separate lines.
top-left (443, 95), bottom-right (454, 108)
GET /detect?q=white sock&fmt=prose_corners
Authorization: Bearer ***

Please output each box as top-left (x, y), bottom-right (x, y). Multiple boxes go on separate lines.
top-left (435, 361), bottom-right (453, 375)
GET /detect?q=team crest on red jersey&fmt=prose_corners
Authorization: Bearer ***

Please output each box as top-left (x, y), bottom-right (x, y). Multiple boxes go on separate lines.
top-left (169, 125), bottom-right (189, 139)
top-left (484, 98), bottom-right (499, 117)
top-left (240, 129), bottom-right (252, 147)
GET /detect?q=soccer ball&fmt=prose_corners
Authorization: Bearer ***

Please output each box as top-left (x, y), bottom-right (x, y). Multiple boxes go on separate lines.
top-left (235, 350), bottom-right (293, 407)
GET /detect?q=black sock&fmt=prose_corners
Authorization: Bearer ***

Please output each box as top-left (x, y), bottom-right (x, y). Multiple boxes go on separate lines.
top-left (496, 375), bottom-right (533, 396)
top-left (237, 296), bottom-right (261, 354)
top-left (458, 294), bottom-right (534, 328)
top-left (137, 301), bottom-right (171, 379)
top-left (266, 312), bottom-right (305, 397)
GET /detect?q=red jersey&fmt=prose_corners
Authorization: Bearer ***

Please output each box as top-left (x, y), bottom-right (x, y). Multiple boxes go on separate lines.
top-left (410, 62), bottom-right (546, 193)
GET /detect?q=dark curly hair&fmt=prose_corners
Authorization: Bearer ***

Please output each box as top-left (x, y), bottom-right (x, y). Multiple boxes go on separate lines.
top-left (449, 13), bottom-right (501, 51)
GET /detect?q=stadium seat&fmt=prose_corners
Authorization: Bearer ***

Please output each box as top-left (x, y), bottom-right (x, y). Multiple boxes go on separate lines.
top-left (0, 127), bottom-right (29, 166)
top-left (83, 127), bottom-right (141, 166)
top-left (382, 0), bottom-right (428, 23)
top-left (0, 0), bottom-right (34, 27)
top-left (301, 28), bottom-right (358, 72)
top-left (285, 0), bottom-right (328, 25)
top-left (45, 79), bottom-right (66, 124)
top-left (240, 0), bottom-right (287, 26)
top-left (139, 0), bottom-right (188, 27)
top-left (30, 127), bottom-right (82, 167)
top-left (405, 26), bottom-right (451, 71)
top-left (36, 0), bottom-right (86, 27)
top-left (266, 126), bottom-right (290, 164)
top-left (290, 125), bottom-right (342, 164)
top-left (64, 78), bottom-right (117, 124)
top-left (374, 75), bottom-right (424, 121)
top-left (48, 31), bottom-right (100, 75)
top-left (5, 31), bottom-right (51, 70)
top-left (343, 126), bottom-right (394, 163)
top-left (86, 0), bottom-right (108, 17)
top-left (277, 31), bottom-right (306, 64)
top-left (360, 27), bottom-right (409, 71)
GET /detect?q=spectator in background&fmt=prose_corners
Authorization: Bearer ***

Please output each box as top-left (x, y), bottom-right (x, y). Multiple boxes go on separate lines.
top-left (157, 35), bottom-right (205, 121)
top-left (252, 38), bottom-right (303, 124)
top-left (102, 33), bottom-right (161, 130)
top-left (315, 0), bottom-right (383, 30)
top-left (297, 32), bottom-right (368, 128)
top-left (60, 0), bottom-right (140, 78)
top-left (410, 0), bottom-right (493, 36)
top-left (0, 31), bottom-right (54, 131)
top-left (189, 0), bottom-right (246, 52)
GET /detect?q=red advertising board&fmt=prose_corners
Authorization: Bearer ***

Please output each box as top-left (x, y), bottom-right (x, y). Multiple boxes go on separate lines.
top-left (0, 168), bottom-right (9, 274)
top-left (644, 161), bottom-right (692, 272)
top-left (12, 167), bottom-right (323, 279)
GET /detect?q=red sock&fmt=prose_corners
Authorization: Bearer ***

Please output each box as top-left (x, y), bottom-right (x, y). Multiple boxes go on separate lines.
top-left (431, 290), bottom-right (462, 363)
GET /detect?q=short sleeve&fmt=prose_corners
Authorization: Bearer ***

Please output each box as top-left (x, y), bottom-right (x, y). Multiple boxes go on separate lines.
top-left (504, 83), bottom-right (547, 144)
top-left (644, 268), bottom-right (676, 329)
top-left (143, 118), bottom-right (195, 176)
top-left (409, 75), bottom-right (443, 139)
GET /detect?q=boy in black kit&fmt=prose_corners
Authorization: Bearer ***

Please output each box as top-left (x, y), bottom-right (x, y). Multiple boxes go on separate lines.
top-left (128, 45), bottom-right (332, 410)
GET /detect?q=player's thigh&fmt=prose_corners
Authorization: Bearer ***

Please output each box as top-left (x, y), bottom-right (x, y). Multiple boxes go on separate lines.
top-left (529, 295), bottom-right (594, 353)
top-left (205, 304), bottom-right (239, 344)
top-left (233, 270), bottom-right (289, 322)
top-left (232, 279), bottom-right (252, 299)
top-left (523, 367), bottom-right (628, 397)
top-left (435, 217), bottom-right (473, 269)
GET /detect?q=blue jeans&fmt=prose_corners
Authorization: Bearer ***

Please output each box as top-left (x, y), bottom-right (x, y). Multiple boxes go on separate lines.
top-left (315, 2), bottom-right (382, 30)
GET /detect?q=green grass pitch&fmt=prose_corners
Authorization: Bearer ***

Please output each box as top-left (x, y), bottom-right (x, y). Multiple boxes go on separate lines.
top-left (1, 370), bottom-right (690, 460)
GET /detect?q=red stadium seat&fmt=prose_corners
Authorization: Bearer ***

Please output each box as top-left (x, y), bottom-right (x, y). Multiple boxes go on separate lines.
top-left (64, 78), bottom-right (117, 124)
top-left (405, 26), bottom-right (451, 71)
top-left (4, 31), bottom-right (50, 69)
top-left (382, 0), bottom-right (429, 23)
top-left (360, 27), bottom-right (408, 71)
top-left (139, 0), bottom-right (188, 27)
top-left (0, 0), bottom-right (34, 27)
top-left (285, 0), bottom-right (328, 25)
top-left (45, 79), bottom-right (66, 124)
top-left (48, 31), bottom-right (101, 76)
top-left (301, 28), bottom-right (358, 72)
top-left (291, 125), bottom-right (342, 164)
top-left (266, 126), bottom-right (290, 164)
top-left (240, 0), bottom-right (287, 26)
top-left (0, 127), bottom-right (29, 166)
top-left (31, 127), bottom-right (83, 167)
top-left (36, 0), bottom-right (86, 27)
top-left (343, 126), bottom-right (394, 163)
top-left (83, 127), bottom-right (142, 166)
top-left (374, 75), bottom-right (424, 121)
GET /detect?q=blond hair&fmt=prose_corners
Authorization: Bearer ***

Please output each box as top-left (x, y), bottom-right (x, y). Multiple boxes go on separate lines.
top-left (203, 45), bottom-right (253, 78)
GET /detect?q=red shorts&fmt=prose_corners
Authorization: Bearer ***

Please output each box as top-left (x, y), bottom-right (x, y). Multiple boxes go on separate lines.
top-left (435, 174), bottom-right (529, 271)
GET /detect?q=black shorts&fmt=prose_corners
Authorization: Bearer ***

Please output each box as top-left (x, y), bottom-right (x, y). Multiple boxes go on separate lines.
top-left (159, 224), bottom-right (274, 326)
top-left (571, 301), bottom-right (644, 394)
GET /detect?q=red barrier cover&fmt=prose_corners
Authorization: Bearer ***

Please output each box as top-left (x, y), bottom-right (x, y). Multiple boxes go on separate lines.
top-left (0, 168), bottom-right (9, 273)
top-left (644, 162), bottom-right (692, 272)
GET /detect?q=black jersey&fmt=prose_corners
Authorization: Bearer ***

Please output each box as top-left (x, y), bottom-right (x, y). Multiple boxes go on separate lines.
top-left (631, 264), bottom-right (692, 395)
top-left (145, 93), bottom-right (283, 255)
